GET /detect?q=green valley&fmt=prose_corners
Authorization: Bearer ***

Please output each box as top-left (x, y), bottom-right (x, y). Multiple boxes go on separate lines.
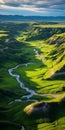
top-left (0, 22), bottom-right (65, 130)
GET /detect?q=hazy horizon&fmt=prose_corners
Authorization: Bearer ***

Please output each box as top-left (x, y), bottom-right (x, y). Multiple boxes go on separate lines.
top-left (0, 0), bottom-right (65, 16)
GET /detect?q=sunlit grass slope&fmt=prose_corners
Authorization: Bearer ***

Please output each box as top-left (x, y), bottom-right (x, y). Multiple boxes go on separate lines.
top-left (14, 36), bottom-right (65, 95)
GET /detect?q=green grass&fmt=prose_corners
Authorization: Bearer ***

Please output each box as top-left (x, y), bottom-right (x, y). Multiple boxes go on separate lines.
top-left (0, 33), bottom-right (8, 37)
top-left (34, 23), bottom-right (65, 28)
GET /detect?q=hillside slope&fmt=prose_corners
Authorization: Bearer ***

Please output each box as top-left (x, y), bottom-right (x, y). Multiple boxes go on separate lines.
top-left (44, 33), bottom-right (65, 79)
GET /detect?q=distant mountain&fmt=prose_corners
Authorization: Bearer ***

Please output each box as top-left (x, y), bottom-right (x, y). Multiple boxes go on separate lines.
top-left (0, 15), bottom-right (65, 22)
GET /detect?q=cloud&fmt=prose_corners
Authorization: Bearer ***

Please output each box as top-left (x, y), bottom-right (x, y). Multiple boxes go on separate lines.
top-left (0, 0), bottom-right (65, 15)
top-left (0, 0), bottom-right (65, 9)
top-left (0, 0), bottom-right (22, 7)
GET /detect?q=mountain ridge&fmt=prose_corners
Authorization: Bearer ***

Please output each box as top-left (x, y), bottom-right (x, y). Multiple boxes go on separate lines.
top-left (0, 15), bottom-right (65, 22)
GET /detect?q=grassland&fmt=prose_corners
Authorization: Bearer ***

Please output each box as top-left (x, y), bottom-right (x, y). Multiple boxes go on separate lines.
top-left (34, 23), bottom-right (65, 28)
top-left (0, 22), bottom-right (65, 130)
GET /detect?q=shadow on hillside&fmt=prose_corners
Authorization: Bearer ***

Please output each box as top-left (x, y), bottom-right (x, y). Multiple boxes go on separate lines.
top-left (1, 101), bottom-right (65, 130)
top-left (23, 99), bottom-right (65, 130)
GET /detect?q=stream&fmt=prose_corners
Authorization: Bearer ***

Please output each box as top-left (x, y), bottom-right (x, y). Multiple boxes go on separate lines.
top-left (8, 62), bottom-right (37, 105)
top-left (8, 49), bottom-right (43, 104)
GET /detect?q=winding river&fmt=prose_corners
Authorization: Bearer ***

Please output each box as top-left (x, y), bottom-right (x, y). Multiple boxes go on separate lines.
top-left (8, 49), bottom-right (45, 104)
top-left (8, 49), bottom-right (41, 104)
top-left (8, 62), bottom-right (38, 105)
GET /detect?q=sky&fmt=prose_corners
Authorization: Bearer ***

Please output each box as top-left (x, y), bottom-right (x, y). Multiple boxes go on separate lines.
top-left (0, 0), bottom-right (65, 16)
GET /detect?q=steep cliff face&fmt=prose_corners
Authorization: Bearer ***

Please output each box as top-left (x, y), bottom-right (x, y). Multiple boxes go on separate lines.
top-left (26, 26), bottom-right (65, 40)
top-left (43, 33), bottom-right (65, 79)
top-left (24, 102), bottom-right (49, 115)
top-left (47, 33), bottom-right (65, 44)
top-left (24, 101), bottom-right (64, 122)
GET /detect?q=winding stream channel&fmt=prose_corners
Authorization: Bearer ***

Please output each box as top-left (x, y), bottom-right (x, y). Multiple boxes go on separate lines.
top-left (8, 49), bottom-right (44, 104)
top-left (8, 49), bottom-right (38, 104)
top-left (8, 62), bottom-right (37, 104)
